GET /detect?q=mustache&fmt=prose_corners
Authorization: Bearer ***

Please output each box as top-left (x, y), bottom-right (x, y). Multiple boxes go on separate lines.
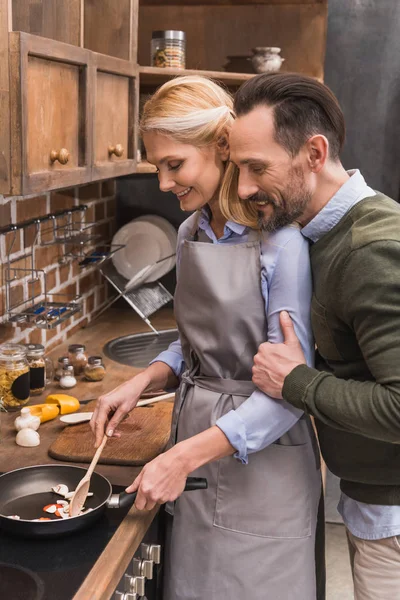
top-left (245, 191), bottom-right (276, 206)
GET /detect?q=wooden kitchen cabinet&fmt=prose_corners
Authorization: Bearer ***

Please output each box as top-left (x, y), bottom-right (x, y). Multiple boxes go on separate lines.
top-left (9, 32), bottom-right (92, 195)
top-left (92, 54), bottom-right (138, 180)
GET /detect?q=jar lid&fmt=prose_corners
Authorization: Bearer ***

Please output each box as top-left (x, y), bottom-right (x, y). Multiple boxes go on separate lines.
top-left (152, 30), bottom-right (186, 41)
top-left (0, 343), bottom-right (27, 360)
top-left (24, 343), bottom-right (45, 358)
top-left (57, 356), bottom-right (70, 365)
top-left (62, 365), bottom-right (75, 374)
top-left (88, 355), bottom-right (103, 366)
top-left (68, 344), bottom-right (86, 353)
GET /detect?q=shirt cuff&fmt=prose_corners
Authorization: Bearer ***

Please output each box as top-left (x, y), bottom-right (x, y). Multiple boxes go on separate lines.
top-left (216, 410), bottom-right (248, 464)
top-left (282, 364), bottom-right (323, 410)
top-left (149, 350), bottom-right (185, 378)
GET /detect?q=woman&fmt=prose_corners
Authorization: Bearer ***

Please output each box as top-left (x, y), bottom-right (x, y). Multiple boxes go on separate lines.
top-left (91, 76), bottom-right (323, 599)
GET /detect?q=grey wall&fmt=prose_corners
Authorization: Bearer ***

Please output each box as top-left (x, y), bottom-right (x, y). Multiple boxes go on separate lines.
top-left (324, 0), bottom-right (400, 200)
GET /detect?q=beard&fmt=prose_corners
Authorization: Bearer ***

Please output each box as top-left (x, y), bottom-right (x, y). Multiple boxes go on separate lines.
top-left (248, 166), bottom-right (312, 233)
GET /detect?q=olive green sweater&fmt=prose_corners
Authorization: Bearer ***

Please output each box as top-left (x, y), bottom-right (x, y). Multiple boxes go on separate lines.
top-left (283, 193), bottom-right (400, 504)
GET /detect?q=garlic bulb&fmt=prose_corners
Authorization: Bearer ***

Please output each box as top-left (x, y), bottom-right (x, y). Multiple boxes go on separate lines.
top-left (14, 407), bottom-right (41, 432)
top-left (16, 428), bottom-right (40, 447)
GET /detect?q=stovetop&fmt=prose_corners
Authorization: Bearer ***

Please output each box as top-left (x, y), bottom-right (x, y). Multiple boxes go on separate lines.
top-left (0, 484), bottom-right (130, 600)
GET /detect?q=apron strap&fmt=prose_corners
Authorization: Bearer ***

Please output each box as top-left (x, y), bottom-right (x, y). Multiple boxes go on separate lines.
top-left (182, 372), bottom-right (256, 397)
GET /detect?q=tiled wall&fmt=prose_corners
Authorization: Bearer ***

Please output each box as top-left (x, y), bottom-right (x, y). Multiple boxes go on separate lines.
top-left (0, 180), bottom-right (117, 350)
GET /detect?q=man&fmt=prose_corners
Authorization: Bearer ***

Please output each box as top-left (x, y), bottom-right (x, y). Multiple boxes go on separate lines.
top-left (229, 72), bottom-right (400, 600)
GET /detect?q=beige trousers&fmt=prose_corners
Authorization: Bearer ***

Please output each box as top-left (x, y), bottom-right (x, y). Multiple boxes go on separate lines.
top-left (347, 530), bottom-right (400, 599)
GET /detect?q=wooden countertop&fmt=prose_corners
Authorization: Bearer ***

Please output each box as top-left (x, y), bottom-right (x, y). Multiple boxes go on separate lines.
top-left (0, 307), bottom-right (176, 600)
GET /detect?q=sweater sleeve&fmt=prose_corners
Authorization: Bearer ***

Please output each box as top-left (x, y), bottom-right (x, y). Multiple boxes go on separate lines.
top-left (283, 240), bottom-right (400, 443)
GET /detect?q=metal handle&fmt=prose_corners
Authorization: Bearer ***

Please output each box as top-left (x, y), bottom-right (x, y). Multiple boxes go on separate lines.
top-left (108, 144), bottom-right (124, 157)
top-left (124, 574), bottom-right (146, 596)
top-left (50, 148), bottom-right (70, 164)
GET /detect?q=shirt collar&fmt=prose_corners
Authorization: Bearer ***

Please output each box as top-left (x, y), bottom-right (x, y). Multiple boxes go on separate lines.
top-left (198, 206), bottom-right (247, 237)
top-left (301, 169), bottom-right (376, 243)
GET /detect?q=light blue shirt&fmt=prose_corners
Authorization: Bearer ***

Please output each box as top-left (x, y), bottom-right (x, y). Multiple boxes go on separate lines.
top-left (302, 169), bottom-right (400, 541)
top-left (151, 207), bottom-right (314, 463)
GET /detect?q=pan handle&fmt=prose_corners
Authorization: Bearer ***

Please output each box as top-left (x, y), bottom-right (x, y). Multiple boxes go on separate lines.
top-left (108, 477), bottom-right (208, 510)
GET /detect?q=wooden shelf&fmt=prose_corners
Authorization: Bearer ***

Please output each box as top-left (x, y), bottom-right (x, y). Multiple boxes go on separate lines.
top-left (136, 160), bottom-right (157, 173)
top-left (139, 66), bottom-right (255, 87)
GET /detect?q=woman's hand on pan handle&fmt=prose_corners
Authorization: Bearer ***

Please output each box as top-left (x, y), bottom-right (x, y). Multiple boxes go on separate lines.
top-left (127, 447), bottom-right (190, 511)
top-left (90, 362), bottom-right (179, 448)
top-left (126, 426), bottom-right (235, 510)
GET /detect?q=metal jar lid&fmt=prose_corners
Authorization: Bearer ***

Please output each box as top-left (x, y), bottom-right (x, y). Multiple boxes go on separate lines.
top-left (87, 355), bottom-right (104, 366)
top-left (24, 343), bottom-right (45, 358)
top-left (152, 30), bottom-right (186, 41)
top-left (62, 365), bottom-right (75, 375)
top-left (68, 344), bottom-right (86, 353)
top-left (57, 355), bottom-right (70, 365)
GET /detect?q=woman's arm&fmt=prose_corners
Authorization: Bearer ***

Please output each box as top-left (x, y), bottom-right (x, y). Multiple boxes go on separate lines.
top-left (215, 226), bottom-right (313, 462)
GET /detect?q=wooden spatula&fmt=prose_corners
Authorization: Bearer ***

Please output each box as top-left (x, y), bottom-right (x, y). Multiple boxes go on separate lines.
top-left (69, 434), bottom-right (108, 517)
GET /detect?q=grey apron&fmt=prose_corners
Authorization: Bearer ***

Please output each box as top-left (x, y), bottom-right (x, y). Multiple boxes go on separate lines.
top-left (164, 219), bottom-right (322, 600)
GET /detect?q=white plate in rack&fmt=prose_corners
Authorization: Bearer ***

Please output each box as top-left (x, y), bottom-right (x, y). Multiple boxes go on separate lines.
top-left (111, 215), bottom-right (177, 284)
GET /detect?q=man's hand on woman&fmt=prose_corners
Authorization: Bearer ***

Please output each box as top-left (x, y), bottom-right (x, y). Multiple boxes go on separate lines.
top-left (252, 311), bottom-right (306, 398)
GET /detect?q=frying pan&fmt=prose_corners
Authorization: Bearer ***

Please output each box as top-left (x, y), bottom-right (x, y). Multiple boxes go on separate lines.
top-left (0, 464), bottom-right (207, 538)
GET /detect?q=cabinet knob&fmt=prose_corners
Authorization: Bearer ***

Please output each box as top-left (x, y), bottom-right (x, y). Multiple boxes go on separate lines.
top-left (50, 148), bottom-right (70, 165)
top-left (108, 144), bottom-right (124, 158)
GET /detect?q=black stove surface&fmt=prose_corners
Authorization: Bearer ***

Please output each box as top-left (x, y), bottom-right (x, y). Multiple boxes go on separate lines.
top-left (0, 484), bottom-right (130, 600)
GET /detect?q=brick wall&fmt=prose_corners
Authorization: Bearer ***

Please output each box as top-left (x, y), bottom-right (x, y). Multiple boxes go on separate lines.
top-left (0, 180), bottom-right (117, 350)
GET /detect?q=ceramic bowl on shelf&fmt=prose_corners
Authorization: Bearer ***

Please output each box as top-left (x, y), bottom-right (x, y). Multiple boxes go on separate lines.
top-left (250, 47), bottom-right (285, 73)
top-left (111, 215), bottom-right (177, 286)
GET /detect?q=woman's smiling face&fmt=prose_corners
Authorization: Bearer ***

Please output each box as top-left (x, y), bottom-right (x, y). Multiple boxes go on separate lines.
top-left (143, 131), bottom-right (228, 211)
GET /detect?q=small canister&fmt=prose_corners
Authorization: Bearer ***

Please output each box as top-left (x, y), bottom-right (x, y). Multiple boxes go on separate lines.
top-left (84, 356), bottom-right (106, 382)
top-left (25, 344), bottom-right (46, 395)
top-left (68, 344), bottom-right (88, 376)
top-left (55, 356), bottom-right (70, 380)
top-left (0, 343), bottom-right (30, 410)
top-left (151, 30), bottom-right (186, 69)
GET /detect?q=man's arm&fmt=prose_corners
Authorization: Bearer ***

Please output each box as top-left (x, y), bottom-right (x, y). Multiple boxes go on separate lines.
top-left (256, 241), bottom-right (400, 443)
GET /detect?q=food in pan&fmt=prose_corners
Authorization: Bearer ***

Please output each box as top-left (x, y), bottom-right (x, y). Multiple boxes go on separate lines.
top-left (6, 483), bottom-right (93, 521)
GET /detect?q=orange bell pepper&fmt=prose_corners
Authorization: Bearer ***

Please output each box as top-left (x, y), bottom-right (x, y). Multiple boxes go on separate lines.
top-left (29, 404), bottom-right (60, 423)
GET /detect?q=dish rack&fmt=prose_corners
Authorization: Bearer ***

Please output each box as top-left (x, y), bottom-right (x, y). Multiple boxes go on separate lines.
top-left (1, 205), bottom-right (96, 329)
top-left (96, 260), bottom-right (173, 334)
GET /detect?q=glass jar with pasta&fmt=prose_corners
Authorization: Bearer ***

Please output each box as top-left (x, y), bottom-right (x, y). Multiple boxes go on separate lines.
top-left (0, 343), bottom-right (30, 410)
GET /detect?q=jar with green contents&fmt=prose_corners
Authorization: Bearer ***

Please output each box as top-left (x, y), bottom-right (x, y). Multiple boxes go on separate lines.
top-left (0, 343), bottom-right (30, 410)
top-left (151, 30), bottom-right (186, 69)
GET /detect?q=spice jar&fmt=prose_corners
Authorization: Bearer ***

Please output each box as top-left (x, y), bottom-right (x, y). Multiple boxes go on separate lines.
top-left (55, 356), bottom-right (70, 381)
top-left (68, 344), bottom-right (88, 375)
top-left (59, 365), bottom-right (77, 389)
top-left (151, 30), bottom-right (186, 69)
top-left (25, 344), bottom-right (46, 395)
top-left (0, 343), bottom-right (30, 410)
top-left (84, 356), bottom-right (106, 382)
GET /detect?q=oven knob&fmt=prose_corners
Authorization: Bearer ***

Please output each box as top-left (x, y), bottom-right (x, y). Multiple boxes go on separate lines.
top-left (124, 574), bottom-right (146, 596)
top-left (140, 543), bottom-right (161, 564)
top-left (133, 557), bottom-right (154, 580)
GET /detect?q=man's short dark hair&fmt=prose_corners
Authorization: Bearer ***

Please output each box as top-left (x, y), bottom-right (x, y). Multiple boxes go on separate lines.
top-left (234, 72), bottom-right (345, 160)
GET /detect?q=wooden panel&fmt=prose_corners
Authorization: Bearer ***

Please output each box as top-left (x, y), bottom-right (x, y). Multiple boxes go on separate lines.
top-left (84, 0), bottom-right (133, 60)
top-left (139, 65), bottom-right (254, 86)
top-left (0, 0), bottom-right (11, 194)
top-left (11, 0), bottom-right (81, 46)
top-left (141, 0), bottom-right (325, 4)
top-left (138, 3), bottom-right (327, 79)
top-left (95, 72), bottom-right (129, 163)
top-left (26, 56), bottom-right (80, 172)
top-left (9, 32), bottom-right (92, 195)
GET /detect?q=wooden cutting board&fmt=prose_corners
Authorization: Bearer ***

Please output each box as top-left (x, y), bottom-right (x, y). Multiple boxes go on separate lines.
top-left (48, 400), bottom-right (173, 466)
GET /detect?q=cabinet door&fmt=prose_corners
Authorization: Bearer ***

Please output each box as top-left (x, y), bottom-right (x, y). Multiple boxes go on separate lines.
top-left (92, 54), bottom-right (137, 180)
top-left (9, 32), bottom-right (92, 195)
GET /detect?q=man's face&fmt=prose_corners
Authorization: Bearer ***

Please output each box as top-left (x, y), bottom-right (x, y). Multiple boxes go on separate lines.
top-left (230, 106), bottom-right (312, 231)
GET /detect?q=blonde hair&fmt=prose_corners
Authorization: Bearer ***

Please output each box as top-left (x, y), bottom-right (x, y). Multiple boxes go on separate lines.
top-left (140, 75), bottom-right (260, 228)
top-left (140, 75), bottom-right (234, 146)
top-left (220, 162), bottom-right (259, 228)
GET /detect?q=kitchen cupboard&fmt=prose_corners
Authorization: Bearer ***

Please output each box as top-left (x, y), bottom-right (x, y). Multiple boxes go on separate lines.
top-left (0, 0), bottom-right (328, 193)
